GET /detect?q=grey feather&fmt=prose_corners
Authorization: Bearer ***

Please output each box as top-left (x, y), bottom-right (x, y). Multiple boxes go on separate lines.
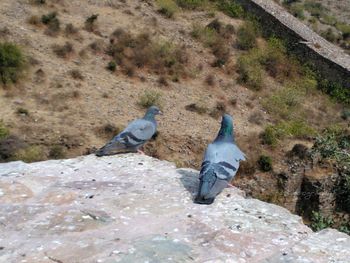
top-left (195, 114), bottom-right (245, 205)
top-left (96, 106), bottom-right (161, 156)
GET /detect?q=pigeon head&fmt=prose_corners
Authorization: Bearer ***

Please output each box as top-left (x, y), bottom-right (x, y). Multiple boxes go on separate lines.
top-left (216, 114), bottom-right (234, 141)
top-left (144, 106), bottom-right (162, 119)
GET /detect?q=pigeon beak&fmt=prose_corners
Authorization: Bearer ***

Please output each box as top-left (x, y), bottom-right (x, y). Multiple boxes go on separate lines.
top-left (158, 110), bottom-right (163, 115)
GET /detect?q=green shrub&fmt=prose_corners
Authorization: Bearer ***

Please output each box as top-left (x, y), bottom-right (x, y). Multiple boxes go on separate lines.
top-left (41, 12), bottom-right (57, 24)
top-left (217, 0), bottom-right (244, 18)
top-left (304, 1), bottom-right (326, 18)
top-left (107, 61), bottom-right (117, 72)
top-left (262, 121), bottom-right (316, 146)
top-left (335, 23), bottom-right (350, 39)
top-left (156, 0), bottom-right (179, 18)
top-left (237, 50), bottom-right (264, 90)
top-left (138, 90), bottom-right (162, 108)
top-left (236, 21), bottom-right (257, 50)
top-left (191, 24), bottom-right (218, 47)
top-left (341, 109), bottom-right (350, 120)
top-left (319, 80), bottom-right (350, 104)
top-left (0, 42), bottom-right (25, 85)
top-left (262, 87), bottom-right (304, 119)
top-left (258, 155), bottom-right (273, 172)
top-left (320, 28), bottom-right (339, 43)
top-left (310, 211), bottom-right (333, 232)
top-left (176, 0), bottom-right (206, 10)
top-left (14, 145), bottom-right (45, 163)
top-left (0, 121), bottom-right (9, 139)
top-left (289, 3), bottom-right (305, 20)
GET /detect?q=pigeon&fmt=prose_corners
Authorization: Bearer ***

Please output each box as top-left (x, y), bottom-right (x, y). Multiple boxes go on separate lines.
top-left (95, 106), bottom-right (162, 156)
top-left (195, 114), bottom-right (246, 205)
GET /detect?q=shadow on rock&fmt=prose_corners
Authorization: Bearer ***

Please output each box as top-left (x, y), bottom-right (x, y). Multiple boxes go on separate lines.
top-left (177, 169), bottom-right (199, 199)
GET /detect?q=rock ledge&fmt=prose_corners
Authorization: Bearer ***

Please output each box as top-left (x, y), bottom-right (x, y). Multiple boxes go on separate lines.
top-left (0, 154), bottom-right (349, 262)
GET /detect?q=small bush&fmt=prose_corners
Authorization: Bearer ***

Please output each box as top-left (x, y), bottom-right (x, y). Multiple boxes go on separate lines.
top-left (262, 87), bottom-right (304, 120)
top-left (176, 0), bottom-right (206, 10)
top-left (28, 15), bottom-right (41, 26)
top-left (49, 145), bottom-right (66, 159)
top-left (258, 155), bottom-right (272, 172)
top-left (0, 42), bottom-right (25, 85)
top-left (341, 109), bottom-right (350, 120)
top-left (237, 50), bottom-right (264, 90)
top-left (304, 1), bottom-right (326, 19)
top-left (217, 0), bottom-right (244, 18)
top-left (16, 108), bottom-right (29, 116)
top-left (42, 12), bottom-right (60, 36)
top-left (85, 14), bottom-right (98, 32)
top-left (310, 211), bottom-right (333, 232)
top-left (14, 145), bottom-right (45, 163)
top-left (0, 121), bottom-right (9, 139)
top-left (65, 23), bottom-right (79, 36)
top-left (138, 90), bottom-right (162, 108)
top-left (108, 29), bottom-right (187, 78)
top-left (236, 21), bottom-right (257, 50)
top-left (185, 102), bottom-right (208, 114)
top-left (156, 0), bottom-right (179, 18)
top-left (191, 24), bottom-right (218, 47)
top-left (52, 42), bottom-right (74, 58)
top-left (335, 23), bottom-right (350, 39)
top-left (262, 121), bottom-right (316, 146)
top-left (107, 61), bottom-right (117, 72)
top-left (69, 69), bottom-right (84, 80)
top-left (205, 74), bottom-right (215, 86)
top-left (288, 3), bottom-right (305, 20)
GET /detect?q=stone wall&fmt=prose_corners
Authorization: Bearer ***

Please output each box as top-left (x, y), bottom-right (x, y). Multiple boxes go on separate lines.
top-left (237, 0), bottom-right (350, 90)
top-left (0, 154), bottom-right (349, 262)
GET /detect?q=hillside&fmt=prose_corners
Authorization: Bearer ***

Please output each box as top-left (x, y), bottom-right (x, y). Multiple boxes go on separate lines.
top-left (0, 0), bottom-right (349, 232)
top-left (1, 154), bottom-right (349, 262)
top-left (275, 0), bottom-right (350, 54)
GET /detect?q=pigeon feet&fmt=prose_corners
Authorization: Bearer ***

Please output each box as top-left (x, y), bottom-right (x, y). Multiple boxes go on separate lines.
top-left (137, 149), bottom-right (145, 155)
top-left (227, 183), bottom-right (234, 188)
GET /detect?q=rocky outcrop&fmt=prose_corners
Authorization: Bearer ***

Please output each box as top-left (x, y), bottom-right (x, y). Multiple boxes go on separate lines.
top-left (0, 154), bottom-right (349, 262)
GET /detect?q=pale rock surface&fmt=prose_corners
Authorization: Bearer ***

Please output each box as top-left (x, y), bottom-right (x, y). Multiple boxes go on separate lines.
top-left (0, 154), bottom-right (349, 263)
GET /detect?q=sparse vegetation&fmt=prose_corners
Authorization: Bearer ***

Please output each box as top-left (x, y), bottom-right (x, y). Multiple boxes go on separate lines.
top-left (107, 29), bottom-right (188, 78)
top-left (14, 145), bottom-right (45, 163)
top-left (16, 108), bottom-right (29, 116)
top-left (185, 102), bottom-right (208, 114)
top-left (310, 211), bottom-right (333, 232)
top-left (65, 23), bottom-right (79, 36)
top-left (138, 90), bottom-right (162, 108)
top-left (69, 69), bottom-right (84, 80)
top-left (236, 21), bottom-right (257, 50)
top-left (107, 61), bottom-right (117, 72)
top-left (0, 121), bottom-right (9, 139)
top-left (41, 12), bottom-right (60, 36)
top-left (49, 145), bottom-right (66, 159)
top-left (52, 42), bottom-right (74, 58)
top-left (258, 155), bottom-right (273, 172)
top-left (85, 14), bottom-right (98, 32)
top-left (262, 121), bottom-right (316, 146)
top-left (0, 42), bottom-right (25, 85)
top-left (217, 0), bottom-right (244, 18)
top-left (156, 0), bottom-right (179, 18)
top-left (237, 50), bottom-right (264, 90)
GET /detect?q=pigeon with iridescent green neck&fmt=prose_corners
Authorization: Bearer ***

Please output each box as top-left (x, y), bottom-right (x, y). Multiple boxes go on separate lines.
top-left (195, 114), bottom-right (246, 205)
top-left (95, 106), bottom-right (162, 156)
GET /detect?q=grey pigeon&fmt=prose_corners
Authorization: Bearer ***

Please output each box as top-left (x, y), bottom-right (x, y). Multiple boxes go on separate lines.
top-left (195, 114), bottom-right (245, 205)
top-left (95, 106), bottom-right (162, 156)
